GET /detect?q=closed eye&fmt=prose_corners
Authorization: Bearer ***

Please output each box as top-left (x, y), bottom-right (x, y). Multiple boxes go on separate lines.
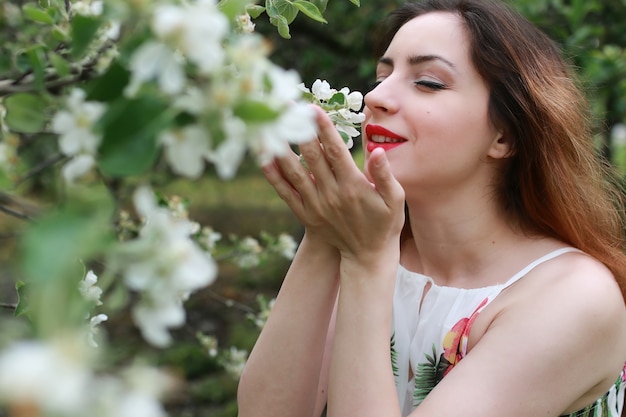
top-left (415, 80), bottom-right (446, 91)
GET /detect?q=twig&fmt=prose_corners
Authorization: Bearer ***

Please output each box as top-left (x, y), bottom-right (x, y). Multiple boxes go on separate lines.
top-left (11, 69), bottom-right (34, 86)
top-left (0, 193), bottom-right (39, 220)
top-left (206, 289), bottom-right (256, 315)
top-left (0, 302), bottom-right (17, 310)
top-left (0, 204), bottom-right (31, 221)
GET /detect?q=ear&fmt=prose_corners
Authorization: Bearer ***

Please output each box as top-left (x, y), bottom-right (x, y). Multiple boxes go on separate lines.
top-left (487, 129), bottom-right (515, 159)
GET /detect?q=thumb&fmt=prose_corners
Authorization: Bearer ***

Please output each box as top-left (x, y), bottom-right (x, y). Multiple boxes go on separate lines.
top-left (367, 148), bottom-right (404, 207)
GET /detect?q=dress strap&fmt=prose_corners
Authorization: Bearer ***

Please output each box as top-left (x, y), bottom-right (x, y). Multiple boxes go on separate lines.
top-left (500, 247), bottom-right (583, 290)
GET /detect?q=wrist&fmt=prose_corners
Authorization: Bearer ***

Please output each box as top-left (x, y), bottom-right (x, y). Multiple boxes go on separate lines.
top-left (339, 250), bottom-right (399, 295)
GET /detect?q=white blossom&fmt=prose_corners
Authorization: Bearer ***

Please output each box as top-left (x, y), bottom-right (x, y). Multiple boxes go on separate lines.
top-left (88, 314), bottom-right (108, 348)
top-left (90, 366), bottom-right (173, 417)
top-left (62, 153), bottom-right (96, 184)
top-left (152, 0), bottom-right (229, 74)
top-left (311, 79), bottom-right (335, 101)
top-left (236, 236), bottom-right (263, 268)
top-left (223, 347), bottom-right (248, 379)
top-left (71, 0), bottom-right (103, 16)
top-left (197, 332), bottom-right (219, 357)
top-left (298, 79), bottom-right (365, 148)
top-left (131, 300), bottom-right (185, 347)
top-left (125, 41), bottom-right (186, 96)
top-left (198, 227), bottom-right (222, 253)
top-left (159, 125), bottom-right (211, 178)
top-left (0, 338), bottom-right (93, 415)
top-left (112, 186), bottom-right (217, 347)
top-left (207, 116), bottom-right (248, 179)
top-left (79, 269), bottom-right (103, 306)
top-left (339, 87), bottom-right (364, 111)
top-left (52, 89), bottom-right (105, 157)
top-left (276, 233), bottom-right (298, 260)
top-left (235, 13), bottom-right (256, 33)
top-left (252, 103), bottom-right (317, 165)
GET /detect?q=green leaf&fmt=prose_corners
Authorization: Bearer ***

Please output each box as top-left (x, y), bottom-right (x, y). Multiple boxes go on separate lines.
top-left (98, 96), bottom-right (172, 177)
top-left (4, 93), bottom-right (48, 133)
top-left (71, 14), bottom-right (101, 59)
top-left (348, 0), bottom-right (360, 6)
top-left (22, 4), bottom-right (55, 25)
top-left (218, 0), bottom-right (251, 20)
top-left (20, 189), bottom-right (114, 336)
top-left (26, 45), bottom-right (46, 91)
top-left (310, 0), bottom-right (328, 13)
top-left (270, 14), bottom-right (292, 39)
top-left (328, 92), bottom-right (346, 106)
top-left (270, 0), bottom-right (299, 24)
top-left (14, 281), bottom-right (29, 317)
top-left (246, 4), bottom-right (266, 18)
top-left (86, 61), bottom-right (130, 102)
top-left (234, 99), bottom-right (281, 122)
top-left (49, 52), bottom-right (71, 78)
top-left (52, 25), bottom-right (70, 42)
top-left (292, 0), bottom-right (327, 23)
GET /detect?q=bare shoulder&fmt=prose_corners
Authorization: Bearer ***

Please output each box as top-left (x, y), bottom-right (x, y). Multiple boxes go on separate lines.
top-left (499, 250), bottom-right (626, 399)
top-left (468, 250), bottom-right (626, 414)
top-left (529, 250), bottom-right (625, 314)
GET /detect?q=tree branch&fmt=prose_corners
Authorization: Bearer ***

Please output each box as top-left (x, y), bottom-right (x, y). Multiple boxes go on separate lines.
top-left (0, 193), bottom-right (40, 221)
top-left (0, 203), bottom-right (32, 221)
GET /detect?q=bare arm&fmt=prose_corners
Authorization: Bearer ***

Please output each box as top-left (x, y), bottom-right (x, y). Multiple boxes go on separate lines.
top-left (237, 233), bottom-right (340, 417)
top-left (238, 107), bottom-right (345, 417)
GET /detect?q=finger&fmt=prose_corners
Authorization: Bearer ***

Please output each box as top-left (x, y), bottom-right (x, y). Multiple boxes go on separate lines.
top-left (366, 148), bottom-right (405, 208)
top-left (261, 160), bottom-right (306, 216)
top-left (273, 149), bottom-right (319, 203)
top-left (312, 106), bottom-right (359, 181)
top-left (298, 137), bottom-right (336, 188)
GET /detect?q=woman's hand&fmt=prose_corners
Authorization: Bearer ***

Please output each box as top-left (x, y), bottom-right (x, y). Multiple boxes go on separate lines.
top-left (262, 105), bottom-right (405, 264)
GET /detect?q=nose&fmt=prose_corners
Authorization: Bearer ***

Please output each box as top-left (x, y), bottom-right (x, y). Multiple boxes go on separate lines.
top-left (364, 80), bottom-right (400, 115)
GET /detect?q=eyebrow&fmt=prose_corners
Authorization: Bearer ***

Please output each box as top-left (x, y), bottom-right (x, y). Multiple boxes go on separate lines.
top-left (378, 54), bottom-right (456, 70)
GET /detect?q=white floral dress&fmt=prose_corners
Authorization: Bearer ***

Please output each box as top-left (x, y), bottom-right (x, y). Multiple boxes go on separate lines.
top-left (391, 247), bottom-right (626, 417)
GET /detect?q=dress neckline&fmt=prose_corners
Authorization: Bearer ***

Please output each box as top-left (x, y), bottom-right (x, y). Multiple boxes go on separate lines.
top-left (397, 247), bottom-right (582, 291)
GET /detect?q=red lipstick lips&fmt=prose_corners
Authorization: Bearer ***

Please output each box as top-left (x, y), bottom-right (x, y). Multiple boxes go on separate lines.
top-left (365, 124), bottom-right (407, 153)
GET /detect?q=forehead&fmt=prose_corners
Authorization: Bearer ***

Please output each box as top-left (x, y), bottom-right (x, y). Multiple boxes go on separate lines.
top-left (383, 12), bottom-right (471, 65)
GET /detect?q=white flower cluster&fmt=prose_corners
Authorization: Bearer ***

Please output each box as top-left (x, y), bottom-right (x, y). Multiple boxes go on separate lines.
top-left (0, 335), bottom-right (174, 417)
top-left (222, 346), bottom-right (248, 379)
top-left (51, 89), bottom-right (106, 184)
top-left (110, 186), bottom-right (217, 347)
top-left (120, 0), bottom-right (318, 180)
top-left (275, 233), bottom-right (298, 260)
top-left (299, 79), bottom-right (366, 149)
top-left (125, 0), bottom-right (229, 96)
top-left (236, 236), bottom-right (264, 268)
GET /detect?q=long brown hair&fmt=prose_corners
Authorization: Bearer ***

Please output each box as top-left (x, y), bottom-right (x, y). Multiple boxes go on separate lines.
top-left (380, 0), bottom-right (626, 298)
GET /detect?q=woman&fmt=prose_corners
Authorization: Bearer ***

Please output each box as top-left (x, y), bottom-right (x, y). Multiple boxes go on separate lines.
top-left (237, 0), bottom-right (626, 416)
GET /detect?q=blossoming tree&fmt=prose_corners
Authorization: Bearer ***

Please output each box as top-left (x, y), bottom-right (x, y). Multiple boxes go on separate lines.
top-left (0, 0), bottom-right (364, 416)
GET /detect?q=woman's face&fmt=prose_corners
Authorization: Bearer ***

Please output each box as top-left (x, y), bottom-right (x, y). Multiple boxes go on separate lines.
top-left (363, 12), bottom-right (507, 197)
